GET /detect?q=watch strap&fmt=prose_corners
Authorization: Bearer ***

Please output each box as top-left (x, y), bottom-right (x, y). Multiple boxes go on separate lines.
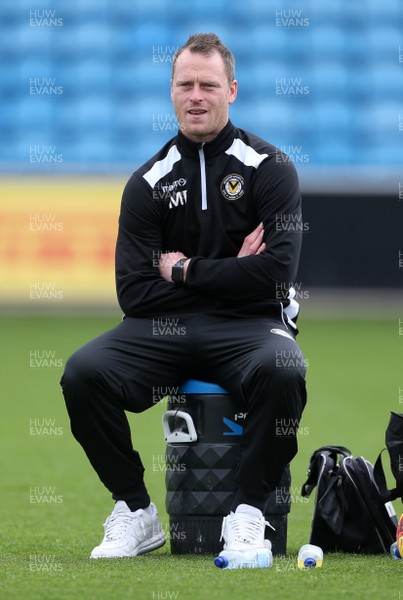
top-left (171, 258), bottom-right (187, 284)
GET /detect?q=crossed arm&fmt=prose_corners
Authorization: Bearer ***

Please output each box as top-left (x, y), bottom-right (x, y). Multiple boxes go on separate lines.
top-left (116, 157), bottom-right (302, 316)
top-left (158, 222), bottom-right (266, 283)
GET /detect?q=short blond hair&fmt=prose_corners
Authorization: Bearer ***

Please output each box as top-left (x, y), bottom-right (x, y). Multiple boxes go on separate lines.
top-left (172, 33), bottom-right (236, 84)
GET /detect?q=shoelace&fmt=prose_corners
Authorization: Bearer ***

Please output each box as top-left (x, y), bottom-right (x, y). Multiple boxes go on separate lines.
top-left (220, 513), bottom-right (274, 545)
top-left (103, 510), bottom-right (138, 541)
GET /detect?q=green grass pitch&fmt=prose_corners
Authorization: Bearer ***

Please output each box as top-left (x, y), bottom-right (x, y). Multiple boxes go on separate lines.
top-left (1, 314), bottom-right (402, 599)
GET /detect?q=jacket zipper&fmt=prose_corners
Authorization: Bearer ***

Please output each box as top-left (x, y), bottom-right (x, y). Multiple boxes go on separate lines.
top-left (198, 144), bottom-right (207, 210)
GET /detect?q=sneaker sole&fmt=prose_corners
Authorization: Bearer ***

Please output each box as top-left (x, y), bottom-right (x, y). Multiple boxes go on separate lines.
top-left (136, 533), bottom-right (166, 556)
top-left (90, 533), bottom-right (166, 559)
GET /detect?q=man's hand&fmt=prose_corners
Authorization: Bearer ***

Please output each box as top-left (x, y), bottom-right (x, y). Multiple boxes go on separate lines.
top-left (237, 222), bottom-right (266, 258)
top-left (159, 252), bottom-right (190, 282)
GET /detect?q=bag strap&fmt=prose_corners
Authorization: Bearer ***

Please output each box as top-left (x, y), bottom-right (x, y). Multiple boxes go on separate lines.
top-left (313, 445), bottom-right (352, 456)
top-left (373, 449), bottom-right (402, 503)
top-left (301, 446), bottom-right (351, 498)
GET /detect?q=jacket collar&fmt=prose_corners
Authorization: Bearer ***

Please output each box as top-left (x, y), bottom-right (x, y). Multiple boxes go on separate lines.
top-left (176, 120), bottom-right (235, 158)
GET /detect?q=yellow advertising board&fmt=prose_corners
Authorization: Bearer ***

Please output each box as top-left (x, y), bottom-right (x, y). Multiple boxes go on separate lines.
top-left (0, 178), bottom-right (126, 306)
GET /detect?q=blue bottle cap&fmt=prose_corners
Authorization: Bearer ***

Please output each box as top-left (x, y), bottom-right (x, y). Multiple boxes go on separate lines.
top-left (214, 556), bottom-right (229, 569)
top-left (304, 557), bottom-right (317, 568)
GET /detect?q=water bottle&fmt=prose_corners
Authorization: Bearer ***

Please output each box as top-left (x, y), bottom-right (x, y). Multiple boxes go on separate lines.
top-left (390, 542), bottom-right (402, 560)
top-left (214, 548), bottom-right (273, 570)
top-left (297, 544), bottom-right (323, 569)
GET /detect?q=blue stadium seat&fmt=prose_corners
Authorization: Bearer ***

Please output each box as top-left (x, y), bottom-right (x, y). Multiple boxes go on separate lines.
top-left (367, 27), bottom-right (401, 60)
top-left (253, 24), bottom-right (288, 56)
top-left (253, 100), bottom-right (294, 133)
top-left (8, 140), bottom-right (31, 165)
top-left (314, 140), bottom-right (353, 165)
top-left (287, 104), bottom-right (317, 144)
top-left (73, 60), bottom-right (112, 94)
top-left (311, 3), bottom-right (343, 22)
top-left (314, 102), bottom-right (351, 135)
top-left (0, 101), bottom-right (18, 135)
top-left (74, 97), bottom-right (114, 134)
top-left (134, 23), bottom-right (174, 57)
top-left (73, 138), bottom-right (113, 165)
top-left (367, 0), bottom-right (401, 20)
top-left (15, 97), bottom-right (54, 132)
top-left (69, 23), bottom-right (111, 59)
top-left (53, 101), bottom-right (83, 137)
top-left (133, 60), bottom-right (169, 94)
top-left (311, 62), bottom-right (348, 99)
top-left (311, 26), bottom-right (346, 59)
top-left (0, 30), bottom-right (22, 60)
top-left (113, 101), bottom-right (143, 136)
top-left (370, 64), bottom-right (403, 100)
top-left (51, 34), bottom-right (83, 62)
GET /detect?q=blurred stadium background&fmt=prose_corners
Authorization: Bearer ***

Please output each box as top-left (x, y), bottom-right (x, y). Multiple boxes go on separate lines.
top-left (0, 0), bottom-right (402, 310)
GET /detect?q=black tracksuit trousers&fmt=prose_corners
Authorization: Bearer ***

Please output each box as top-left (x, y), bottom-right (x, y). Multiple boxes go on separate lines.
top-left (60, 313), bottom-right (307, 513)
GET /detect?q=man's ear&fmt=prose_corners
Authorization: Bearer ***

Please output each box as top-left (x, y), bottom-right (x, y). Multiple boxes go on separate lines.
top-left (228, 80), bottom-right (238, 105)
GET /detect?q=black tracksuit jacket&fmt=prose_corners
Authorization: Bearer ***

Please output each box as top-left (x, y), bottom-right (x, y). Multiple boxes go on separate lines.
top-left (116, 120), bottom-right (302, 326)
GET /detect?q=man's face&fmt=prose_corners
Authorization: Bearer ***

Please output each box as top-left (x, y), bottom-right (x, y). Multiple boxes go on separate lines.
top-left (171, 48), bottom-right (238, 143)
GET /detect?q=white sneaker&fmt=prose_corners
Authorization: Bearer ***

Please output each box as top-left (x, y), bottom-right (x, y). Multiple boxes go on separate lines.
top-left (90, 501), bottom-right (166, 559)
top-left (220, 504), bottom-right (273, 552)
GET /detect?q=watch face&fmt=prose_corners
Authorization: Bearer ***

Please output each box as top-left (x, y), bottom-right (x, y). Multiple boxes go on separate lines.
top-left (172, 258), bottom-right (188, 284)
top-left (172, 259), bottom-right (185, 284)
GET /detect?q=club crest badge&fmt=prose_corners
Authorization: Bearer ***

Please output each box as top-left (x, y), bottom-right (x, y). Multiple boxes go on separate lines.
top-left (220, 173), bottom-right (244, 201)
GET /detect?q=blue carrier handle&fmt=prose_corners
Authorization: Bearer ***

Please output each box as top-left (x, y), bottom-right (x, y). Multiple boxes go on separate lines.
top-left (162, 410), bottom-right (198, 443)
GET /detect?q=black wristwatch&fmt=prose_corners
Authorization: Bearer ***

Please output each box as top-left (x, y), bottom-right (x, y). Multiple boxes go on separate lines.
top-left (171, 258), bottom-right (188, 285)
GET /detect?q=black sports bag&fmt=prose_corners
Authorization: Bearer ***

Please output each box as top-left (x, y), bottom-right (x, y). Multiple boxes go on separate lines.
top-left (301, 445), bottom-right (398, 553)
